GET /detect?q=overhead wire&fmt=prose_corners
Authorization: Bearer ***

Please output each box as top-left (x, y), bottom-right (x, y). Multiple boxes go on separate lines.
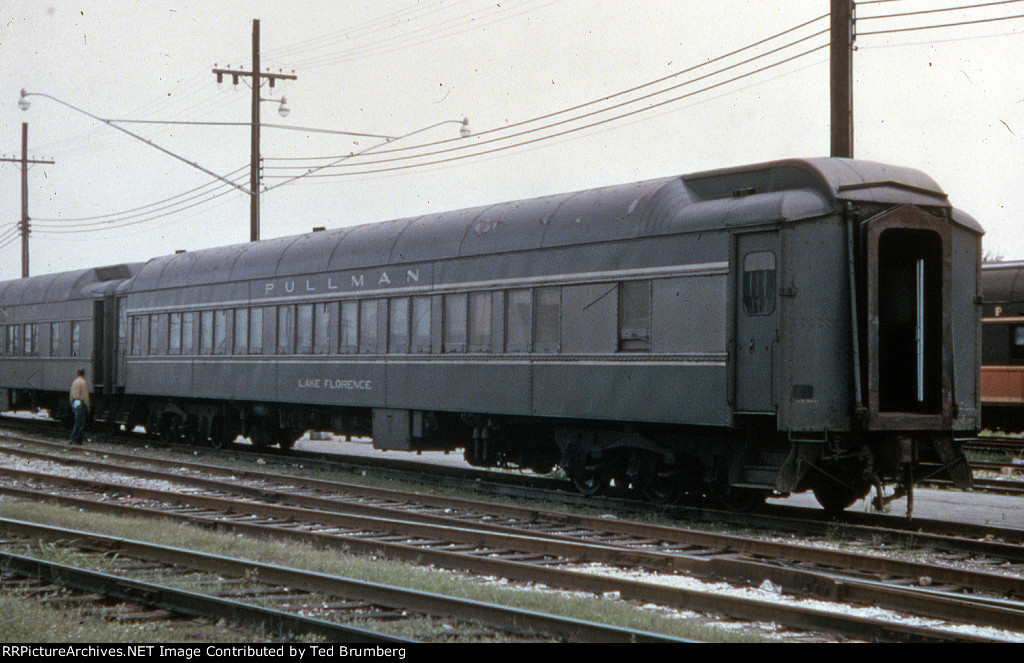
top-left (283, 0), bottom-right (564, 70)
top-left (857, 0), bottom-right (1024, 36)
top-left (31, 2), bottom-right (1018, 237)
top-left (267, 41), bottom-right (831, 185)
top-left (22, 6), bottom-right (833, 234)
top-left (31, 165), bottom-right (249, 226)
top-left (261, 15), bottom-right (832, 183)
top-left (267, 11), bottom-right (830, 166)
top-left (264, 0), bottom-right (478, 65)
top-left (30, 181), bottom-right (246, 235)
top-left (858, 12), bottom-right (1024, 35)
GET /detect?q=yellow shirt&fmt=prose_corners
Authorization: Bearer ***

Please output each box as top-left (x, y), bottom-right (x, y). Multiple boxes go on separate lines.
top-left (70, 375), bottom-right (91, 409)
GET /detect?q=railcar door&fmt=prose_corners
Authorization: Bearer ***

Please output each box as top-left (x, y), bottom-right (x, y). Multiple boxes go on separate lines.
top-left (92, 295), bottom-right (118, 395)
top-left (864, 205), bottom-right (953, 428)
top-left (734, 232), bottom-right (780, 413)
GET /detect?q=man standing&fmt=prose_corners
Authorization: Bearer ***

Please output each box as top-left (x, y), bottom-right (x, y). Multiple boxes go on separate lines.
top-left (69, 369), bottom-right (90, 445)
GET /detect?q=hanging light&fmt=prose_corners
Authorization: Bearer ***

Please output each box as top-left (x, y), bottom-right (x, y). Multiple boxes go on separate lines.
top-left (277, 96), bottom-right (290, 118)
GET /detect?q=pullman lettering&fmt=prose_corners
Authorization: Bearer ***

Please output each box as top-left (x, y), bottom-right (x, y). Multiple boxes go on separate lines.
top-left (263, 268), bottom-right (421, 297)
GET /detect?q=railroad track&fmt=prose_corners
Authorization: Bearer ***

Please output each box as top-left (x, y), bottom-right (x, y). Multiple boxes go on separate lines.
top-left (1, 434), bottom-right (1022, 642)
top-left (0, 518), bottom-right (676, 644)
top-left (0, 537), bottom-right (411, 644)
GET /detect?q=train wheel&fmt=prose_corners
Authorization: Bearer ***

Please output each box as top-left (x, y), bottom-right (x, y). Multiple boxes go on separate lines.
top-left (249, 424), bottom-right (271, 450)
top-left (812, 481), bottom-right (869, 516)
top-left (182, 423), bottom-right (201, 447)
top-left (159, 415), bottom-right (183, 446)
top-left (569, 459), bottom-right (610, 496)
top-left (638, 454), bottom-right (683, 504)
top-left (277, 429), bottom-right (301, 450)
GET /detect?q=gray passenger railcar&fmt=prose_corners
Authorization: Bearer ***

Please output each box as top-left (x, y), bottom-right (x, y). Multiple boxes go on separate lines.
top-left (0, 265), bottom-right (136, 416)
top-left (0, 158), bottom-right (981, 512)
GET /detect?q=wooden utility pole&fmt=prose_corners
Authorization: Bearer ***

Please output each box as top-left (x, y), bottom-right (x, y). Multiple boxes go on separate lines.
top-left (213, 19), bottom-right (296, 242)
top-left (831, 0), bottom-right (854, 158)
top-left (0, 123), bottom-right (54, 277)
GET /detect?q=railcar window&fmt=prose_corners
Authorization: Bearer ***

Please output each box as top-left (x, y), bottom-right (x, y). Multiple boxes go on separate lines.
top-left (50, 322), bottom-right (59, 357)
top-left (213, 310), bottom-right (228, 355)
top-left (411, 296), bottom-right (431, 353)
top-left (200, 311), bottom-right (214, 355)
top-left (72, 321), bottom-right (81, 357)
top-left (618, 280), bottom-right (652, 351)
top-left (314, 303), bottom-right (331, 355)
top-left (0, 325), bottom-right (6, 356)
top-left (389, 297), bottom-right (410, 353)
top-left (149, 315), bottom-right (162, 356)
top-left (130, 317), bottom-right (143, 356)
top-left (742, 251), bottom-right (777, 316)
top-left (444, 293), bottom-right (468, 353)
top-left (359, 300), bottom-right (378, 353)
top-left (1012, 326), bottom-right (1024, 364)
top-left (339, 301), bottom-right (358, 354)
top-left (535, 287), bottom-right (561, 353)
top-left (296, 304), bottom-right (314, 354)
top-left (469, 292), bottom-right (491, 353)
top-left (119, 306), bottom-right (127, 359)
top-left (169, 313), bottom-right (182, 355)
top-left (181, 313), bottom-right (195, 355)
top-left (277, 305), bottom-right (294, 355)
top-left (506, 289), bottom-right (532, 353)
top-left (12, 325), bottom-right (22, 356)
top-left (250, 308), bottom-right (264, 355)
top-left (233, 309), bottom-right (248, 355)
top-left (24, 324), bottom-right (34, 356)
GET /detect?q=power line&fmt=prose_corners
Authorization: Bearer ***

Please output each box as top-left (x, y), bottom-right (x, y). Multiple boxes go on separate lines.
top-left (284, 0), bottom-right (564, 70)
top-left (265, 41), bottom-right (830, 184)
top-left (31, 165), bottom-right (249, 226)
top-left (859, 12), bottom-right (1024, 35)
top-left (262, 21), bottom-right (830, 179)
top-left (31, 178), bottom-right (247, 235)
top-left (859, 0), bottom-right (1024, 21)
top-left (261, 14), bottom-right (828, 171)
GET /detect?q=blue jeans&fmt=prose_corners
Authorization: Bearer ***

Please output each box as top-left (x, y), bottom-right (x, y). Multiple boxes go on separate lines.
top-left (69, 402), bottom-right (87, 444)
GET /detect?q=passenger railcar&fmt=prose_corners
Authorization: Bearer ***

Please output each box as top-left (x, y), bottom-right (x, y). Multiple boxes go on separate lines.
top-left (0, 158), bottom-right (982, 512)
top-left (980, 261), bottom-right (1024, 431)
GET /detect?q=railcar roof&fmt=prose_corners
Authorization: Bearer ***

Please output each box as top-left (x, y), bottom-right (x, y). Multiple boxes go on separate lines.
top-left (982, 261), bottom-right (1024, 304)
top-left (0, 264), bottom-right (139, 307)
top-left (123, 157), bottom-right (979, 291)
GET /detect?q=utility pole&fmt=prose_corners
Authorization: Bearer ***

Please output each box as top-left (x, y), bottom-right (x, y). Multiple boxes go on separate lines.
top-left (212, 19), bottom-right (296, 242)
top-left (0, 123), bottom-right (54, 277)
top-left (831, 0), bottom-right (854, 158)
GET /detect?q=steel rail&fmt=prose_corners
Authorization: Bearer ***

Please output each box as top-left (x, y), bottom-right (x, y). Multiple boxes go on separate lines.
top-left (5, 420), bottom-right (1024, 550)
top-left (0, 479), bottom-right (1011, 643)
top-left (5, 439), bottom-right (1024, 574)
top-left (0, 517), bottom-right (690, 644)
top-left (4, 462), bottom-right (1024, 634)
top-left (0, 548), bottom-right (409, 644)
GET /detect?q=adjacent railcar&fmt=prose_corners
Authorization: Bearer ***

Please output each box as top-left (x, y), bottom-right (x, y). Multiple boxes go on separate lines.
top-left (0, 264), bottom-right (137, 417)
top-left (980, 261), bottom-right (1024, 431)
top-left (0, 158), bottom-right (982, 512)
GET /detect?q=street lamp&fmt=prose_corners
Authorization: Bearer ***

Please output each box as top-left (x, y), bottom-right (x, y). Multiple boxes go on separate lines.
top-left (19, 88), bottom-right (473, 241)
top-left (18, 89), bottom-right (252, 196)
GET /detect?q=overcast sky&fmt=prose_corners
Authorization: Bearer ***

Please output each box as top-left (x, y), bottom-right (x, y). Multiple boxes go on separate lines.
top-left (1, 0), bottom-right (1022, 280)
